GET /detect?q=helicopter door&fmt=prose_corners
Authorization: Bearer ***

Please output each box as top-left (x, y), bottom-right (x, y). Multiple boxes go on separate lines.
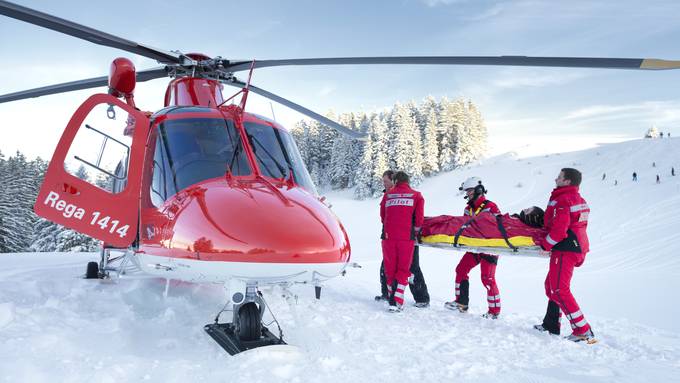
top-left (34, 94), bottom-right (150, 248)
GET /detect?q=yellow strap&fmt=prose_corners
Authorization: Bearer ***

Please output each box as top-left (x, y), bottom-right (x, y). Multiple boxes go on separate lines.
top-left (422, 234), bottom-right (535, 248)
top-left (468, 205), bottom-right (483, 216)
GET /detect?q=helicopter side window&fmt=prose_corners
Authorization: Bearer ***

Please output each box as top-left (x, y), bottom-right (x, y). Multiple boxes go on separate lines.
top-left (243, 122), bottom-right (318, 194)
top-left (63, 103), bottom-right (133, 194)
top-left (150, 118), bottom-right (251, 203)
top-left (243, 122), bottom-right (290, 179)
top-left (279, 131), bottom-right (318, 195)
top-left (150, 133), bottom-right (173, 206)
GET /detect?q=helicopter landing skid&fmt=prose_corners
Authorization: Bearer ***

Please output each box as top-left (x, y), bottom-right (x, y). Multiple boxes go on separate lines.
top-left (204, 323), bottom-right (285, 355)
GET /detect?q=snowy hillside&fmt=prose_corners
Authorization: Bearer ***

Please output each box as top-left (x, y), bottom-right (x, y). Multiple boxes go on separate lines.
top-left (1, 137), bottom-right (679, 382)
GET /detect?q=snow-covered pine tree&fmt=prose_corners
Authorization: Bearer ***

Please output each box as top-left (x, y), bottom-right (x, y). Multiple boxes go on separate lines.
top-left (465, 100), bottom-right (488, 163)
top-left (353, 131), bottom-right (374, 199)
top-left (310, 112), bottom-right (339, 189)
top-left (74, 164), bottom-right (90, 182)
top-left (389, 102), bottom-right (424, 185)
top-left (291, 120), bottom-right (310, 164)
top-left (346, 112), bottom-right (367, 188)
top-left (0, 150), bottom-right (7, 252)
top-left (420, 96), bottom-right (440, 176)
top-left (56, 229), bottom-right (98, 252)
top-left (438, 98), bottom-right (464, 171)
top-left (370, 113), bottom-right (390, 197)
top-left (28, 157), bottom-right (68, 252)
top-left (453, 99), bottom-right (487, 166)
top-left (94, 171), bottom-right (113, 192)
top-left (29, 218), bottom-right (63, 252)
top-left (0, 152), bottom-right (36, 252)
top-left (329, 113), bottom-right (356, 189)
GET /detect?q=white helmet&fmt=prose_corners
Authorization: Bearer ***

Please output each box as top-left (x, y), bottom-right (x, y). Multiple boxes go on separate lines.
top-left (459, 176), bottom-right (482, 191)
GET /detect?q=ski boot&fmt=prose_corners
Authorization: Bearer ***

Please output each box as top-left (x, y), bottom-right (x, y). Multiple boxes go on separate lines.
top-left (413, 301), bottom-right (430, 308)
top-left (565, 329), bottom-right (597, 344)
top-left (444, 301), bottom-right (468, 313)
top-left (481, 312), bottom-right (499, 319)
top-left (388, 303), bottom-right (403, 313)
top-left (533, 324), bottom-right (560, 335)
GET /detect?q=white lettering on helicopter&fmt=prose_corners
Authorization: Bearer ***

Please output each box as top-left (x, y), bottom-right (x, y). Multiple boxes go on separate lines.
top-left (43, 191), bottom-right (130, 238)
top-left (44, 191), bottom-right (85, 219)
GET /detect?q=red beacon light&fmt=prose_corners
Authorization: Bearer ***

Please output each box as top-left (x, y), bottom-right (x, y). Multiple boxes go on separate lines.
top-left (108, 57), bottom-right (136, 107)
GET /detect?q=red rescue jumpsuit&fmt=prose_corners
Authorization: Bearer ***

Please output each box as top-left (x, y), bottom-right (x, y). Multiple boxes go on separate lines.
top-left (541, 185), bottom-right (592, 335)
top-left (454, 195), bottom-right (502, 315)
top-left (380, 182), bottom-right (425, 306)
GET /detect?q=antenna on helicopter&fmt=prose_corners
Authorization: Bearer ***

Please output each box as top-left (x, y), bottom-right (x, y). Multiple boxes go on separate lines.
top-left (269, 102), bottom-right (277, 122)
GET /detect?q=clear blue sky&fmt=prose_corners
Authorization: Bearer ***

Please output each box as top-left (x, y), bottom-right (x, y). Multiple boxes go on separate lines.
top-left (2, 0), bottom-right (680, 159)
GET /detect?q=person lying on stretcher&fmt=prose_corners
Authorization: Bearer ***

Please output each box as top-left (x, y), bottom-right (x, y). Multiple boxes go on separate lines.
top-left (419, 206), bottom-right (546, 248)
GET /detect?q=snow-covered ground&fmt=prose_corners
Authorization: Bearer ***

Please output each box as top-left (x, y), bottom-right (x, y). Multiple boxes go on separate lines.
top-left (1, 137), bottom-right (679, 382)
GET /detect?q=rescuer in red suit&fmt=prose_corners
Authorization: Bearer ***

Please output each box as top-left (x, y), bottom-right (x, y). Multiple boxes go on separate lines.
top-left (376, 170), bottom-right (430, 307)
top-left (444, 177), bottom-right (503, 319)
top-left (380, 171), bottom-right (425, 312)
top-left (534, 168), bottom-right (596, 343)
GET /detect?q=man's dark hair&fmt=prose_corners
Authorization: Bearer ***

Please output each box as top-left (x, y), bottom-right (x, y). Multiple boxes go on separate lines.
top-left (394, 171), bottom-right (409, 184)
top-left (520, 206), bottom-right (545, 228)
top-left (382, 170), bottom-right (394, 179)
top-left (561, 168), bottom-right (582, 186)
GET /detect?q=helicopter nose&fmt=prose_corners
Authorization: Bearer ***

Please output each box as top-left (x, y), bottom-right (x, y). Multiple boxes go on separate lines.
top-left (166, 180), bottom-right (350, 265)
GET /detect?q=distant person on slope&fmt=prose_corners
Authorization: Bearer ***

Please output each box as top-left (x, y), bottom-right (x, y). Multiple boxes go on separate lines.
top-left (376, 170), bottom-right (430, 308)
top-left (380, 171), bottom-right (425, 312)
top-left (444, 177), bottom-right (502, 319)
top-left (672, 167), bottom-right (675, 177)
top-left (656, 174), bottom-right (660, 184)
top-left (632, 172), bottom-right (637, 181)
top-left (534, 168), bottom-right (596, 343)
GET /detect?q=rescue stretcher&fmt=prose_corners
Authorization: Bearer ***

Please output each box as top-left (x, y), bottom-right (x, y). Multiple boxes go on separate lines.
top-left (417, 212), bottom-right (547, 258)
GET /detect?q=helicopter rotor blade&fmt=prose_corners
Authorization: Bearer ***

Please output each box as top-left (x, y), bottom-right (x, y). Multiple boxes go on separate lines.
top-left (224, 79), bottom-right (366, 140)
top-left (0, 0), bottom-right (185, 65)
top-left (0, 66), bottom-right (168, 104)
top-left (224, 56), bottom-right (680, 72)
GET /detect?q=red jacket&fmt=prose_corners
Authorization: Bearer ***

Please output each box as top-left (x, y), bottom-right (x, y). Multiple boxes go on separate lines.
top-left (542, 185), bottom-right (590, 257)
top-left (463, 195), bottom-right (500, 258)
top-left (380, 182), bottom-right (425, 240)
top-left (464, 195), bottom-right (500, 217)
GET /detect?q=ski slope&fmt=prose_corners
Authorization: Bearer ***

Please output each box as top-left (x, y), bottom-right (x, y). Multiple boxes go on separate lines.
top-left (1, 137), bottom-right (679, 382)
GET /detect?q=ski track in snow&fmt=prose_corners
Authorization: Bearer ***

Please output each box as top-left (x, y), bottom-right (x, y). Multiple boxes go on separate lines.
top-left (1, 138), bottom-right (680, 382)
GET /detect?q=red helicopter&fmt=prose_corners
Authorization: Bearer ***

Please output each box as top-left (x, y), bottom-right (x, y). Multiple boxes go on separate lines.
top-left (1, 0), bottom-right (679, 354)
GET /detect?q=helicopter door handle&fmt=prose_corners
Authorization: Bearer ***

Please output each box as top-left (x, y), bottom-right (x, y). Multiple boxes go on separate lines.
top-left (61, 182), bottom-right (80, 196)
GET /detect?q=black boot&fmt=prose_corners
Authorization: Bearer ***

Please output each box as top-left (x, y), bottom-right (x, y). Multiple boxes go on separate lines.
top-left (375, 261), bottom-right (389, 301)
top-left (409, 246), bottom-right (430, 305)
top-left (534, 300), bottom-right (561, 335)
top-left (388, 280), bottom-right (398, 306)
top-left (457, 280), bottom-right (470, 306)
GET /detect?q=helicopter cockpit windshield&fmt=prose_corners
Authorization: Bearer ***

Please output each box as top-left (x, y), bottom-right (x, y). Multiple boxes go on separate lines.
top-left (150, 117), bottom-right (251, 204)
top-left (150, 117), bottom-right (318, 206)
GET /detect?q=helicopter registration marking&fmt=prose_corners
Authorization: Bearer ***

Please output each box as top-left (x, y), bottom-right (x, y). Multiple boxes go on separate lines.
top-left (43, 191), bottom-right (130, 238)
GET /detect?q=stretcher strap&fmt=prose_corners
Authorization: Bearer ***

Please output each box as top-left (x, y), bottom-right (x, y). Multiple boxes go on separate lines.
top-left (453, 217), bottom-right (477, 247)
top-left (495, 215), bottom-right (518, 251)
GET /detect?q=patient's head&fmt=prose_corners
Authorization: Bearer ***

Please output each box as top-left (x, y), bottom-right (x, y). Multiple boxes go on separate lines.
top-left (519, 206), bottom-right (545, 228)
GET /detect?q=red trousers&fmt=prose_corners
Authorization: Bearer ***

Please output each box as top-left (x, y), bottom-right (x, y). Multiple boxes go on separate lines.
top-left (455, 252), bottom-right (501, 314)
top-left (382, 239), bottom-right (415, 305)
top-left (544, 251), bottom-right (591, 335)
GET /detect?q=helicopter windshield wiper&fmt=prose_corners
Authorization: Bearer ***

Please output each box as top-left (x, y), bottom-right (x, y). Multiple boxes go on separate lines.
top-left (247, 134), bottom-right (287, 178)
top-left (227, 138), bottom-right (243, 175)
